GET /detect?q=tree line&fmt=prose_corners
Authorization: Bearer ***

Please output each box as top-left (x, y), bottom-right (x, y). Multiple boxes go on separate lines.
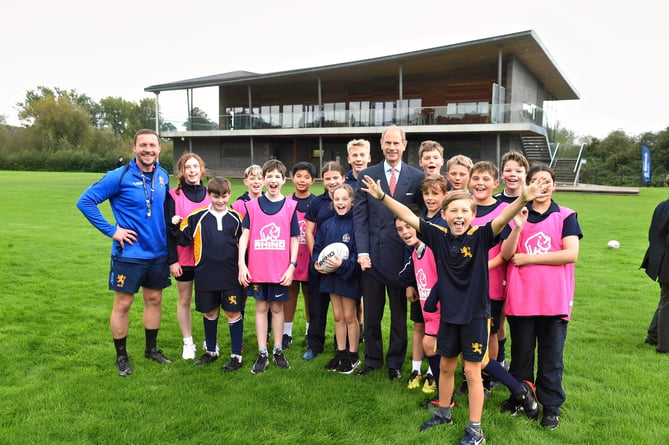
top-left (1, 86), bottom-right (668, 185)
top-left (0, 86), bottom-right (174, 172)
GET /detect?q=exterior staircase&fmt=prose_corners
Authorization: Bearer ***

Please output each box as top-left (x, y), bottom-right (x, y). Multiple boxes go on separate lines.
top-left (520, 134), bottom-right (552, 165)
top-left (553, 158), bottom-right (580, 186)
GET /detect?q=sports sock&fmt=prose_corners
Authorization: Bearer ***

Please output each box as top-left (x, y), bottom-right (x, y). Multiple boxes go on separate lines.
top-left (232, 353), bottom-right (242, 363)
top-left (114, 337), bottom-right (128, 358)
top-left (203, 315), bottom-right (219, 354)
top-left (183, 336), bottom-right (193, 346)
top-left (468, 420), bottom-right (482, 433)
top-left (145, 328), bottom-right (158, 352)
top-left (497, 338), bottom-right (507, 362)
top-left (273, 345), bottom-right (282, 354)
top-left (305, 322), bottom-right (310, 335)
top-left (229, 316), bottom-right (243, 356)
top-left (259, 347), bottom-right (268, 354)
top-left (427, 354), bottom-right (441, 386)
top-left (412, 360), bottom-right (422, 373)
top-left (483, 359), bottom-right (523, 395)
top-left (283, 321), bottom-right (293, 337)
top-left (437, 405), bottom-right (451, 418)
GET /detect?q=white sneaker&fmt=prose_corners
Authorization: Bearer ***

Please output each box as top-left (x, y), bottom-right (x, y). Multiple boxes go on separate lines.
top-left (182, 343), bottom-right (197, 360)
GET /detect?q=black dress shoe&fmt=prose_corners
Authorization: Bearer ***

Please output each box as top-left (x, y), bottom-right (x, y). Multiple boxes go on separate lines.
top-left (389, 368), bottom-right (402, 380)
top-left (356, 365), bottom-right (378, 376)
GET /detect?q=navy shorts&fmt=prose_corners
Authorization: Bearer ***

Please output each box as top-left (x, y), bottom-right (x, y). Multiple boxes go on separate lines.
top-left (489, 299), bottom-right (504, 335)
top-left (174, 266), bottom-right (195, 282)
top-left (109, 257), bottom-right (170, 293)
top-left (196, 288), bottom-right (244, 314)
top-left (247, 283), bottom-right (289, 302)
top-left (410, 300), bottom-right (424, 323)
top-left (436, 318), bottom-right (489, 362)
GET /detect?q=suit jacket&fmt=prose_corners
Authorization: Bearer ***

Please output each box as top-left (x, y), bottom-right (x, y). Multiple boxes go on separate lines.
top-left (641, 198), bottom-right (669, 282)
top-left (354, 161), bottom-right (424, 286)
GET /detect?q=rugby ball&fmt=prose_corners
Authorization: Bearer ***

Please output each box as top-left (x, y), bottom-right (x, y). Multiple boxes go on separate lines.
top-left (316, 242), bottom-right (350, 273)
top-left (607, 240), bottom-right (621, 249)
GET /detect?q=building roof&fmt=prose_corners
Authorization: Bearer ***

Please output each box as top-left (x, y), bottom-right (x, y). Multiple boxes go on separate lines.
top-left (145, 30), bottom-right (578, 100)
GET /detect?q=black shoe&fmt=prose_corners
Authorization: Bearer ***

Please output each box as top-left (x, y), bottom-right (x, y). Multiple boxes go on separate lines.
top-left (356, 365), bottom-right (378, 376)
top-left (541, 414), bottom-right (560, 430)
top-left (116, 356), bottom-right (133, 377)
top-left (221, 356), bottom-right (243, 372)
top-left (325, 354), bottom-right (343, 371)
top-left (418, 409), bottom-right (453, 432)
top-left (282, 334), bottom-right (293, 350)
top-left (518, 381), bottom-right (540, 420)
top-left (144, 348), bottom-right (172, 364)
top-left (455, 378), bottom-right (468, 396)
top-left (500, 395), bottom-right (522, 416)
top-left (337, 357), bottom-right (360, 375)
top-left (389, 368), bottom-right (402, 381)
top-left (645, 337), bottom-right (658, 346)
top-left (193, 352), bottom-right (219, 366)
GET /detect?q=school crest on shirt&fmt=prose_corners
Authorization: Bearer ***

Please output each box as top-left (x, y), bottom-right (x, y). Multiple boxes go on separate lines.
top-left (525, 232), bottom-right (552, 255)
top-left (255, 222), bottom-right (286, 250)
top-left (341, 232), bottom-right (351, 243)
top-left (460, 246), bottom-right (472, 258)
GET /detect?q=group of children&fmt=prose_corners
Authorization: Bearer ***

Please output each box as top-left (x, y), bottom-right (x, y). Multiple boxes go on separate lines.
top-left (166, 138), bottom-right (582, 444)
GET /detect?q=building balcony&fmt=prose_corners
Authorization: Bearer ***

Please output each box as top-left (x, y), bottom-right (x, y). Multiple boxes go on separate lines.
top-left (159, 102), bottom-right (548, 137)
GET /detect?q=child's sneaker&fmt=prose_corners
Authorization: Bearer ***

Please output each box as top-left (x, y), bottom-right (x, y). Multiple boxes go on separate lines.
top-left (337, 356), bottom-right (360, 375)
top-left (418, 407), bottom-right (453, 432)
top-left (182, 342), bottom-right (197, 360)
top-left (251, 352), bottom-right (269, 374)
top-left (193, 352), bottom-right (219, 366)
top-left (324, 350), bottom-right (347, 371)
top-left (282, 334), bottom-right (293, 350)
top-left (407, 370), bottom-right (422, 389)
top-left (221, 356), bottom-right (243, 372)
top-left (422, 373), bottom-right (437, 394)
top-left (541, 414), bottom-right (560, 430)
top-left (273, 350), bottom-right (290, 369)
top-left (458, 426), bottom-right (485, 445)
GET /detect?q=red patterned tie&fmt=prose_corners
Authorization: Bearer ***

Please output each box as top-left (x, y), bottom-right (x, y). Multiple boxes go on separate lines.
top-left (389, 167), bottom-right (397, 196)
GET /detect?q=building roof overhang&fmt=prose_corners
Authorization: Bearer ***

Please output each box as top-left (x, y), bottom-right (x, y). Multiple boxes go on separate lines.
top-left (145, 30), bottom-right (578, 101)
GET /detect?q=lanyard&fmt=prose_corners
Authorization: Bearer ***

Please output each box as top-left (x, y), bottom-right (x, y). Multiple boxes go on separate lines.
top-left (141, 172), bottom-right (155, 217)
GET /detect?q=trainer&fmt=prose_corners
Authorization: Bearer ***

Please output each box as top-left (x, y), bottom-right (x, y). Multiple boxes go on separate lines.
top-left (77, 129), bottom-right (172, 376)
top-left (354, 125), bottom-right (424, 379)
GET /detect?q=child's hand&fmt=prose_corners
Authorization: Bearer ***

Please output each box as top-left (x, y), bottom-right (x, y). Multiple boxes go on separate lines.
top-left (171, 215), bottom-right (183, 225)
top-left (360, 175), bottom-right (384, 200)
top-left (279, 266), bottom-right (294, 286)
top-left (406, 286), bottom-right (418, 302)
top-left (522, 176), bottom-right (551, 201)
top-left (238, 263), bottom-right (251, 287)
top-left (512, 207), bottom-right (529, 228)
top-left (326, 255), bottom-right (343, 270)
top-left (510, 253), bottom-right (532, 267)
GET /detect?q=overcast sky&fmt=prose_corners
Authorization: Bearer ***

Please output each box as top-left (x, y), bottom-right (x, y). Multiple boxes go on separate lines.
top-left (3, 0), bottom-right (667, 139)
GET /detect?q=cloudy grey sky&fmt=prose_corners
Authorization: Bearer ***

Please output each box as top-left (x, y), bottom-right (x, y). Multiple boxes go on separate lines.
top-left (2, 0), bottom-right (667, 138)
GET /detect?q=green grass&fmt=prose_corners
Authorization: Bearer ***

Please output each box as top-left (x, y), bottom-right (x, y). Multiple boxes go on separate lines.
top-left (1, 170), bottom-right (668, 444)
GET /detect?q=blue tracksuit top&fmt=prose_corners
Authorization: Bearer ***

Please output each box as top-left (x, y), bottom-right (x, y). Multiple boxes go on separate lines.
top-left (77, 158), bottom-right (170, 260)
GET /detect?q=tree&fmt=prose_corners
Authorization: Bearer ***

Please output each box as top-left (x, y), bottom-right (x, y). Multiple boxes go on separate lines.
top-left (184, 107), bottom-right (217, 130)
top-left (17, 86), bottom-right (94, 152)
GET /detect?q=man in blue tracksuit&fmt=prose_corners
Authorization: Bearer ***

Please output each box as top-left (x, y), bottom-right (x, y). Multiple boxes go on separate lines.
top-left (77, 129), bottom-right (172, 377)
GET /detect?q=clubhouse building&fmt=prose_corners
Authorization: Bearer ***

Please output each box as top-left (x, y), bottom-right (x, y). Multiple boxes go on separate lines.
top-left (145, 30), bottom-right (578, 177)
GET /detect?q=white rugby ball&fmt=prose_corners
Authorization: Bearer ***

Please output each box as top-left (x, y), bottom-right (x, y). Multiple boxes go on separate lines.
top-left (316, 242), bottom-right (350, 273)
top-left (607, 240), bottom-right (620, 249)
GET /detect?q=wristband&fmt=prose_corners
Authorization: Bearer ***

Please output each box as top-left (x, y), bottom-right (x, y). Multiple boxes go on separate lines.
top-left (290, 261), bottom-right (297, 267)
top-left (378, 193), bottom-right (386, 201)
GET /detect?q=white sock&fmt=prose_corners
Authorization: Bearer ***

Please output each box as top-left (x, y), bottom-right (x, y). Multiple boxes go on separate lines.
top-left (412, 360), bottom-right (422, 373)
top-left (183, 336), bottom-right (193, 345)
top-left (283, 322), bottom-right (293, 336)
top-left (232, 354), bottom-right (242, 362)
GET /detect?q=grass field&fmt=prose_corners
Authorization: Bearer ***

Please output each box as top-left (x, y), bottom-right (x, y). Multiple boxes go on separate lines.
top-left (1, 170), bottom-right (668, 444)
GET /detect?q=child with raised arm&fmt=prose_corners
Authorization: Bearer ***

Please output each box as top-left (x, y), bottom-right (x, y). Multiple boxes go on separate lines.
top-left (238, 160), bottom-right (300, 374)
top-left (174, 177), bottom-right (244, 371)
top-left (313, 184), bottom-right (361, 374)
top-left (501, 164), bottom-right (582, 430)
top-left (284, 161), bottom-right (318, 349)
top-left (361, 172), bottom-right (548, 445)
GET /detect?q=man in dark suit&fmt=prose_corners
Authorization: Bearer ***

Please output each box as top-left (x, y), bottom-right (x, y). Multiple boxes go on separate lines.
top-left (354, 125), bottom-right (424, 379)
top-left (641, 176), bottom-right (669, 353)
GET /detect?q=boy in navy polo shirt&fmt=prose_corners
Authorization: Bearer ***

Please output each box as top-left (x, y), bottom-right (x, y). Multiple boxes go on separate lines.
top-left (360, 175), bottom-right (548, 445)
